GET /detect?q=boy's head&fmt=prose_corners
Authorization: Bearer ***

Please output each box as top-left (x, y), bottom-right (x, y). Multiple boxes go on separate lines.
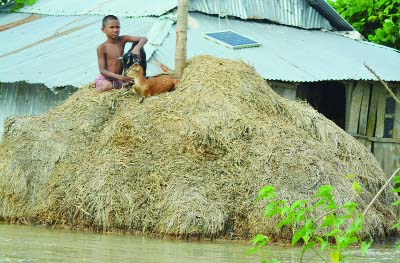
top-left (102, 15), bottom-right (119, 28)
top-left (101, 15), bottom-right (120, 39)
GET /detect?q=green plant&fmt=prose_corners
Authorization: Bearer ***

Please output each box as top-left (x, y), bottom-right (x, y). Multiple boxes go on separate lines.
top-left (0, 0), bottom-right (36, 11)
top-left (328, 0), bottom-right (400, 49)
top-left (248, 185), bottom-right (372, 263)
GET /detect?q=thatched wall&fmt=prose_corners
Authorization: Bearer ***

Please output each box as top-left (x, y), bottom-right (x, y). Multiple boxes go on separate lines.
top-left (0, 56), bottom-right (397, 240)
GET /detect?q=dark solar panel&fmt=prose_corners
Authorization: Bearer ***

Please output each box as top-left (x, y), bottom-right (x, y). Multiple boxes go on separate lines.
top-left (204, 30), bottom-right (261, 49)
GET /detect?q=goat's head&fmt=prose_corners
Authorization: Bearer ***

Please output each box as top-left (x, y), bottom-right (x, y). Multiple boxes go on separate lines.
top-left (122, 52), bottom-right (140, 70)
top-left (125, 64), bottom-right (143, 78)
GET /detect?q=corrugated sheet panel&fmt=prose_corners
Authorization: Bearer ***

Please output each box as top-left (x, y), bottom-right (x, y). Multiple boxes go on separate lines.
top-left (149, 12), bottom-right (400, 82)
top-left (190, 0), bottom-right (333, 30)
top-left (0, 14), bottom-right (160, 89)
top-left (19, 0), bottom-right (177, 17)
top-left (145, 14), bottom-right (176, 59)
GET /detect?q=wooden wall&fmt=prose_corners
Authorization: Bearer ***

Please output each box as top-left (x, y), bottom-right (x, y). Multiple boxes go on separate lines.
top-left (269, 81), bottom-right (297, 101)
top-left (345, 81), bottom-right (400, 176)
top-left (268, 79), bottom-right (400, 176)
top-left (0, 82), bottom-right (76, 140)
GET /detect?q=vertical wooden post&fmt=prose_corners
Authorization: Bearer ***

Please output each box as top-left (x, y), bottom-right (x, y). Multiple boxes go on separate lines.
top-left (175, 0), bottom-right (189, 79)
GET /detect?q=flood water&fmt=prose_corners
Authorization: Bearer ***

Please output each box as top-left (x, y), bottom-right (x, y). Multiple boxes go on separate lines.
top-left (0, 224), bottom-right (399, 263)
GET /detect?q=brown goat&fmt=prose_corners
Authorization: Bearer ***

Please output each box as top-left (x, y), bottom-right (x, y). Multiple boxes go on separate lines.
top-left (125, 64), bottom-right (179, 97)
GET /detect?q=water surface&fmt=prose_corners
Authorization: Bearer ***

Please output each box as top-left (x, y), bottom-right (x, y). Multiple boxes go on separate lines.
top-left (0, 224), bottom-right (399, 263)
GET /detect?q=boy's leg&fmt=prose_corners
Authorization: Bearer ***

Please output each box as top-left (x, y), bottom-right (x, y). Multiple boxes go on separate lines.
top-left (95, 78), bottom-right (113, 92)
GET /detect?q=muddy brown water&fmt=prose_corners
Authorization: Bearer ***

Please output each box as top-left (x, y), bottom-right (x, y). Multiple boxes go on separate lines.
top-left (0, 224), bottom-right (399, 263)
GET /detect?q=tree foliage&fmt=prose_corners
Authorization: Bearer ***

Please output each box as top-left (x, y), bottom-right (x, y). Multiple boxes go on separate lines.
top-left (1, 0), bottom-right (36, 11)
top-left (328, 0), bottom-right (400, 50)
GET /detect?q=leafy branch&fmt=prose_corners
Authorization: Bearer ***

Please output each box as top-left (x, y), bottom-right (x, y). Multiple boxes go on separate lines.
top-left (328, 0), bottom-right (400, 49)
top-left (248, 185), bottom-right (372, 263)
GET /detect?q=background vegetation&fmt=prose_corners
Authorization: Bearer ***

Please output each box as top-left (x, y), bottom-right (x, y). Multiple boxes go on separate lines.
top-left (328, 0), bottom-right (400, 50)
top-left (0, 0), bottom-right (36, 11)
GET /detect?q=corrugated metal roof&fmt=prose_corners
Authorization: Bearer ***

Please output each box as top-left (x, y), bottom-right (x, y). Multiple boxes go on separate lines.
top-left (0, 12), bottom-right (31, 26)
top-left (190, 0), bottom-right (333, 30)
top-left (18, 0), bottom-right (177, 17)
top-left (0, 14), bottom-right (159, 89)
top-left (1, 11), bottom-right (398, 89)
top-left (149, 12), bottom-right (400, 82)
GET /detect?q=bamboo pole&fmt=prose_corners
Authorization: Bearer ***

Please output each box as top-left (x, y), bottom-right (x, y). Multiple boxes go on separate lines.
top-left (365, 63), bottom-right (400, 106)
top-left (363, 167), bottom-right (400, 217)
top-left (175, 0), bottom-right (189, 79)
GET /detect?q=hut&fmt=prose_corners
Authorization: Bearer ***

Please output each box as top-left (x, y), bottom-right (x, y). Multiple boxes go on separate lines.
top-left (0, 0), bottom-right (400, 175)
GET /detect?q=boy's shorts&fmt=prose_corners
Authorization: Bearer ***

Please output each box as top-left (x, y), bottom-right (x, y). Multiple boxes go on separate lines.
top-left (94, 75), bottom-right (123, 89)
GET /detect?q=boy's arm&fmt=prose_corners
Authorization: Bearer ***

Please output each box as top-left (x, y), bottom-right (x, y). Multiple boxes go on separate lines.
top-left (122, 35), bottom-right (148, 58)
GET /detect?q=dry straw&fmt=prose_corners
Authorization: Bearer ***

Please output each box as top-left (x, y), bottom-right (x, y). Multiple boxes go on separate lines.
top-left (0, 56), bottom-right (398, 240)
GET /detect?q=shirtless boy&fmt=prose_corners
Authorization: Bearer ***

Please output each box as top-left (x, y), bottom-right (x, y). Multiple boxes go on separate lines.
top-left (94, 15), bottom-right (148, 92)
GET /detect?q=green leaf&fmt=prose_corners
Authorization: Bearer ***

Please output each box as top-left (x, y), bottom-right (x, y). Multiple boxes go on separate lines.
top-left (257, 186), bottom-right (276, 200)
top-left (343, 201), bottom-right (357, 214)
top-left (326, 201), bottom-right (338, 210)
top-left (280, 206), bottom-right (290, 217)
top-left (346, 216), bottom-right (363, 236)
top-left (393, 175), bottom-right (400, 184)
top-left (320, 239), bottom-right (329, 251)
top-left (292, 225), bottom-right (306, 246)
top-left (251, 234), bottom-right (269, 246)
top-left (337, 236), bottom-right (358, 250)
top-left (303, 220), bottom-right (315, 243)
top-left (292, 219), bottom-right (314, 245)
top-left (244, 246), bottom-right (258, 255)
top-left (361, 239), bottom-right (373, 256)
top-left (313, 199), bottom-right (325, 209)
top-left (290, 199), bottom-right (307, 210)
top-left (264, 202), bottom-right (281, 218)
top-left (277, 217), bottom-right (293, 228)
top-left (391, 200), bottom-right (400, 206)
top-left (325, 229), bottom-right (340, 237)
top-left (321, 214), bottom-right (335, 228)
top-left (295, 210), bottom-right (306, 222)
top-left (352, 182), bottom-right (363, 194)
top-left (330, 250), bottom-right (341, 263)
top-left (315, 185), bottom-right (334, 198)
top-left (396, 242), bottom-right (400, 250)
top-left (346, 173), bottom-right (355, 180)
top-left (335, 217), bottom-right (345, 228)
